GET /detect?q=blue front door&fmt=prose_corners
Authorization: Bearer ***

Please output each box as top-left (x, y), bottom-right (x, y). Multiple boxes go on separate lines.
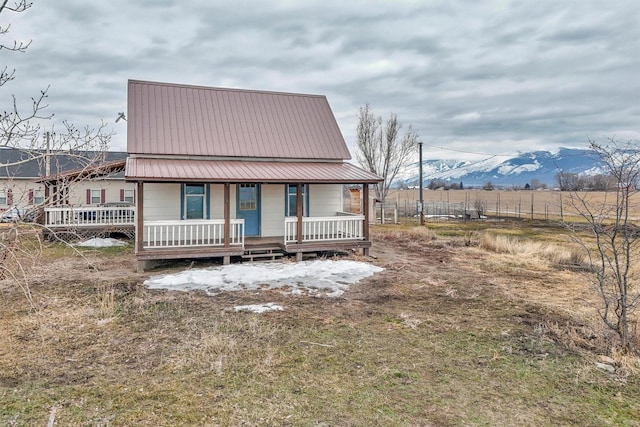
top-left (237, 184), bottom-right (260, 236)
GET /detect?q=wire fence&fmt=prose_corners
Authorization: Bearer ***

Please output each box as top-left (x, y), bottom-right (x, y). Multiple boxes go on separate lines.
top-left (345, 189), bottom-right (640, 224)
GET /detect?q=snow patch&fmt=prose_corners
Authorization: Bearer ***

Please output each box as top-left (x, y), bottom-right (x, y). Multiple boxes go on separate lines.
top-left (76, 238), bottom-right (127, 247)
top-left (143, 259), bottom-right (384, 297)
top-left (234, 303), bottom-right (284, 313)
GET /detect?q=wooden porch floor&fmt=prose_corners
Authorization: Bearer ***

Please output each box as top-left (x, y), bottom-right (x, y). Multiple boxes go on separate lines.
top-left (136, 236), bottom-right (370, 261)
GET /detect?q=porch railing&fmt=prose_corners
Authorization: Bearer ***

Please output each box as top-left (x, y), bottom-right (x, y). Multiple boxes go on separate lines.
top-left (44, 206), bottom-right (135, 227)
top-left (143, 219), bottom-right (244, 249)
top-left (284, 212), bottom-right (365, 244)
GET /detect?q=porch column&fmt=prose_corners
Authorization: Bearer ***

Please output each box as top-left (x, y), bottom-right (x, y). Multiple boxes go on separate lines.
top-left (363, 183), bottom-right (370, 256)
top-left (223, 183), bottom-right (231, 265)
top-left (135, 181), bottom-right (144, 255)
top-left (296, 184), bottom-right (303, 261)
top-left (296, 184), bottom-right (303, 244)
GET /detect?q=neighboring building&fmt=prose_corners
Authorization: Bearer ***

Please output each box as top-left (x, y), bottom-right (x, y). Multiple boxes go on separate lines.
top-left (0, 148), bottom-right (132, 211)
top-left (125, 80), bottom-right (382, 270)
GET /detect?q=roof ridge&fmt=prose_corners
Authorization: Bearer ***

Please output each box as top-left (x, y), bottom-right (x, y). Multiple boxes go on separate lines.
top-left (128, 79), bottom-right (327, 99)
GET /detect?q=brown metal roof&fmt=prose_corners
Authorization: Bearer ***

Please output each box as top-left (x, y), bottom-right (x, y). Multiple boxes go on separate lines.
top-left (125, 158), bottom-right (382, 184)
top-left (127, 80), bottom-right (352, 160)
top-left (37, 159), bottom-right (127, 184)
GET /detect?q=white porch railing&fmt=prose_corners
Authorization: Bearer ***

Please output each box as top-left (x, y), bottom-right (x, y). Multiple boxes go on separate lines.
top-left (44, 206), bottom-right (135, 227)
top-left (143, 219), bottom-right (244, 249)
top-left (284, 212), bottom-right (365, 244)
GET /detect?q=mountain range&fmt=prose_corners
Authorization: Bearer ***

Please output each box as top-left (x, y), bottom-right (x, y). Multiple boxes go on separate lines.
top-left (398, 147), bottom-right (603, 188)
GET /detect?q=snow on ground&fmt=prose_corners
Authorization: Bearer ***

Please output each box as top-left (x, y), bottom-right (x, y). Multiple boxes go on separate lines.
top-left (234, 303), bottom-right (284, 313)
top-left (143, 259), bottom-right (384, 298)
top-left (76, 238), bottom-right (127, 247)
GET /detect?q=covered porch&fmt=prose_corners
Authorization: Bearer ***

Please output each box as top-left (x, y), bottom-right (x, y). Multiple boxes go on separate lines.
top-left (126, 157), bottom-right (380, 271)
top-left (134, 181), bottom-right (372, 270)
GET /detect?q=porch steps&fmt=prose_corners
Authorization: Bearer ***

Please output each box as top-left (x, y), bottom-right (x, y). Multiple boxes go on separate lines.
top-left (242, 246), bottom-right (285, 262)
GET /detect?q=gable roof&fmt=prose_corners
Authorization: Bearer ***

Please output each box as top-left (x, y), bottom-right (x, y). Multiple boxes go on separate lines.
top-left (0, 148), bottom-right (128, 179)
top-left (127, 80), bottom-right (352, 160)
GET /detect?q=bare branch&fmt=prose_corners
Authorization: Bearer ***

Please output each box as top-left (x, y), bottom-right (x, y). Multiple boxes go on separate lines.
top-left (355, 105), bottom-right (418, 202)
top-left (565, 137), bottom-right (640, 352)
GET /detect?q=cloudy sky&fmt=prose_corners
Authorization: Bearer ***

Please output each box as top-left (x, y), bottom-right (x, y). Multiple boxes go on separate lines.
top-left (3, 0), bottom-right (639, 161)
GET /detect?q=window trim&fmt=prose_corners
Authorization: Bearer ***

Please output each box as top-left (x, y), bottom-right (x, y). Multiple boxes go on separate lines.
top-left (180, 183), bottom-right (210, 220)
top-left (285, 184), bottom-right (309, 217)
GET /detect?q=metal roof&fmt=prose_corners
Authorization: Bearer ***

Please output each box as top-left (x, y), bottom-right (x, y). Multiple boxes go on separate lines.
top-left (125, 158), bottom-right (382, 184)
top-left (127, 80), bottom-right (352, 160)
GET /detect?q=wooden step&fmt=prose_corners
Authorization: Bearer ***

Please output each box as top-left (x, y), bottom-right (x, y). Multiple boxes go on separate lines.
top-left (241, 248), bottom-right (284, 262)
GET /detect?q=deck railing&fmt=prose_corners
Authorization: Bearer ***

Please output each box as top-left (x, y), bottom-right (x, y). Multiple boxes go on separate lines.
top-left (284, 213), bottom-right (365, 244)
top-left (143, 219), bottom-right (244, 249)
top-left (44, 206), bottom-right (136, 227)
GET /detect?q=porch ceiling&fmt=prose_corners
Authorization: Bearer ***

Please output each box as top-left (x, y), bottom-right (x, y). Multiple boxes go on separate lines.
top-left (125, 158), bottom-right (382, 184)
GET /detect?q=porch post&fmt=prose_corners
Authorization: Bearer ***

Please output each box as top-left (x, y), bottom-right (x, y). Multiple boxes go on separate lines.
top-left (363, 183), bottom-right (370, 256)
top-left (296, 183), bottom-right (303, 261)
top-left (135, 181), bottom-right (144, 255)
top-left (223, 183), bottom-right (231, 265)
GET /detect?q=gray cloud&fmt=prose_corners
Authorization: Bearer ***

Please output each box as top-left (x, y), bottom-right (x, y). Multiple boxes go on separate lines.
top-left (1, 0), bottom-right (638, 157)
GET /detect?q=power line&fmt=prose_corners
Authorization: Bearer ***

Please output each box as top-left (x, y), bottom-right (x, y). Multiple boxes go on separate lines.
top-left (419, 142), bottom-right (516, 157)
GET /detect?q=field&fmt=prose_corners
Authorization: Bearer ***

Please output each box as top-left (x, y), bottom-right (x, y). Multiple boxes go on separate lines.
top-left (1, 221), bottom-right (639, 426)
top-left (386, 189), bottom-right (638, 221)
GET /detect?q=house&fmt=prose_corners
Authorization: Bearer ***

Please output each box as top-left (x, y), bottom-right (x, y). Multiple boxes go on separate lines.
top-left (36, 155), bottom-right (137, 238)
top-left (125, 80), bottom-right (382, 271)
top-left (0, 148), bottom-right (136, 236)
top-left (0, 148), bottom-right (132, 211)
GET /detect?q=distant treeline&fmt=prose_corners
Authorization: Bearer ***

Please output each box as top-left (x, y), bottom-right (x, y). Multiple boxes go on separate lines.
top-left (399, 172), bottom-right (633, 192)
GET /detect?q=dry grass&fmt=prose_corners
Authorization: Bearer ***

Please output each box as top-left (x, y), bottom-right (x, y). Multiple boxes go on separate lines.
top-left (477, 232), bottom-right (588, 267)
top-left (1, 222), bottom-right (639, 426)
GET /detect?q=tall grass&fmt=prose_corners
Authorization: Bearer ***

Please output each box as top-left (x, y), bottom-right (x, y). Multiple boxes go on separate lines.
top-left (478, 232), bottom-right (587, 267)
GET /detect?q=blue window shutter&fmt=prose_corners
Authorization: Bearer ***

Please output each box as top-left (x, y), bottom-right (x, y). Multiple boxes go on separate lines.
top-left (180, 184), bottom-right (185, 220)
top-left (305, 184), bottom-right (310, 217)
top-left (205, 184), bottom-right (211, 219)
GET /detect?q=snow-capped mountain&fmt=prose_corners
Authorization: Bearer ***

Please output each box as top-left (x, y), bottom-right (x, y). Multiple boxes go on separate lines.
top-left (399, 147), bottom-right (602, 188)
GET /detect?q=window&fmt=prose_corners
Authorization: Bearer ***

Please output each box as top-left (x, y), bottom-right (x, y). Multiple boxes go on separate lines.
top-left (86, 189), bottom-right (105, 205)
top-left (28, 189), bottom-right (44, 205)
top-left (239, 184), bottom-right (257, 210)
top-left (123, 189), bottom-right (134, 204)
top-left (0, 191), bottom-right (6, 206)
top-left (91, 189), bottom-right (101, 204)
top-left (184, 183), bottom-right (206, 219)
top-left (285, 184), bottom-right (308, 216)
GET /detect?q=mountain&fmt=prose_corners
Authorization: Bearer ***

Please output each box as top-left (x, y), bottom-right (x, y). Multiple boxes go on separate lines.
top-left (399, 147), bottom-right (603, 188)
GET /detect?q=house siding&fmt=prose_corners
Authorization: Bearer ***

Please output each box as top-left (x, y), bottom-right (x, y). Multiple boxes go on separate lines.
top-left (143, 183), bottom-right (181, 220)
top-left (69, 180), bottom-right (135, 206)
top-left (261, 184), bottom-right (285, 237)
top-left (0, 179), bottom-right (45, 209)
top-left (309, 184), bottom-right (343, 216)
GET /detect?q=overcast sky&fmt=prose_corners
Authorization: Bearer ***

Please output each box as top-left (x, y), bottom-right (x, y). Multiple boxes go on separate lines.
top-left (3, 0), bottom-right (639, 161)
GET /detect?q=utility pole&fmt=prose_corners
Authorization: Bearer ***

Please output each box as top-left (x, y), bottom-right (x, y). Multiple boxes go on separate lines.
top-left (45, 131), bottom-right (51, 176)
top-left (418, 142), bottom-right (424, 225)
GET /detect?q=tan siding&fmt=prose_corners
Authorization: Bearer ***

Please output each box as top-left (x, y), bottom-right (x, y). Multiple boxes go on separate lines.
top-left (261, 184), bottom-right (285, 237)
top-left (144, 183), bottom-right (180, 221)
top-left (309, 184), bottom-right (343, 217)
top-left (209, 184), bottom-right (225, 219)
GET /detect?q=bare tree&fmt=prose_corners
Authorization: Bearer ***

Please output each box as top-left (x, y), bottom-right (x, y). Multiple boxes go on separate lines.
top-left (567, 138), bottom-right (640, 352)
top-left (355, 104), bottom-right (418, 203)
top-left (1, 2), bottom-right (113, 305)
